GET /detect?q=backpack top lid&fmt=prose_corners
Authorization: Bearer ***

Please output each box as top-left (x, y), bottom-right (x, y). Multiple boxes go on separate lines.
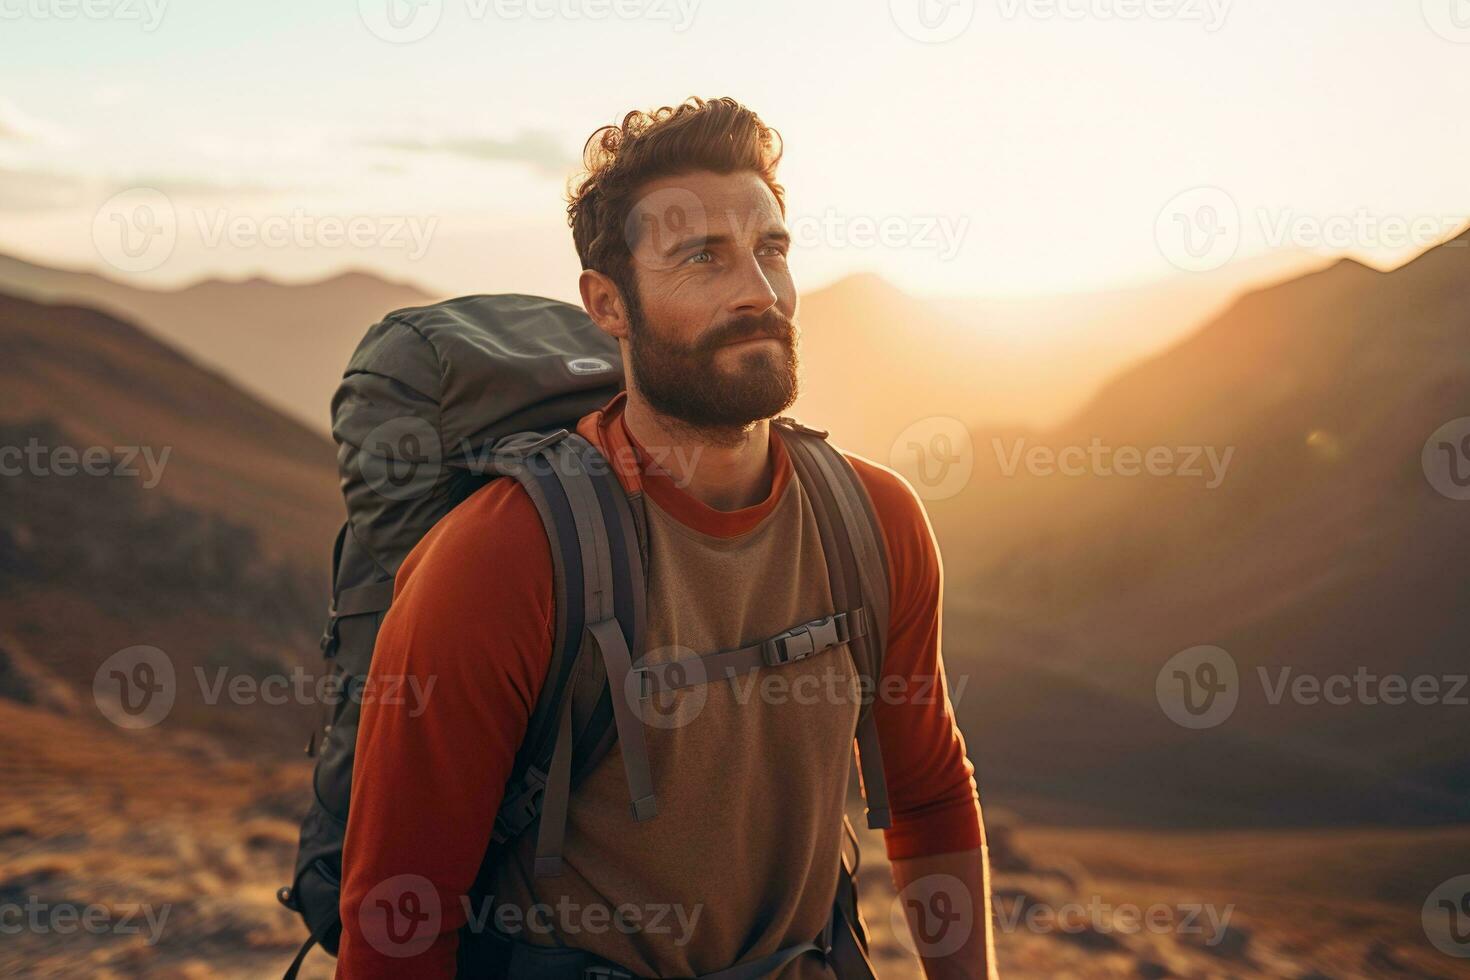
top-left (331, 293), bottom-right (624, 584)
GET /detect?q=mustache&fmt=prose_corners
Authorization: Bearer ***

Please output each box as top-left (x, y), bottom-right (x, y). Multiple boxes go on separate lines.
top-left (699, 311), bottom-right (797, 352)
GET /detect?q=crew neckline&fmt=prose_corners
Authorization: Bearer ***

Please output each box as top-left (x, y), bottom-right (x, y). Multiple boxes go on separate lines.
top-left (584, 392), bottom-right (794, 540)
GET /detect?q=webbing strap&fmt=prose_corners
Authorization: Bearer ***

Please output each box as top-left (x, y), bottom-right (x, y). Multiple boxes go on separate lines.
top-left (805, 443), bottom-right (893, 830)
top-left (781, 429), bottom-right (893, 831)
top-left (698, 935), bottom-right (827, 980)
top-left (588, 618), bottom-right (658, 822)
top-left (533, 617), bottom-right (657, 879)
top-left (632, 609), bottom-right (867, 699)
top-left (500, 928), bottom-right (829, 980)
top-left (331, 579), bottom-right (395, 618)
top-left (280, 910), bottom-right (339, 980)
top-left (533, 687), bottom-right (576, 877)
top-left (854, 713), bottom-right (890, 827)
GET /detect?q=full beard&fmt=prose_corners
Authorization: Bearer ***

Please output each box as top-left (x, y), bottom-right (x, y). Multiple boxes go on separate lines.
top-left (624, 290), bottom-right (800, 440)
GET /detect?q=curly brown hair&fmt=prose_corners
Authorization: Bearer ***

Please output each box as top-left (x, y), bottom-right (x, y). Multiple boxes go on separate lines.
top-left (566, 96), bottom-right (785, 305)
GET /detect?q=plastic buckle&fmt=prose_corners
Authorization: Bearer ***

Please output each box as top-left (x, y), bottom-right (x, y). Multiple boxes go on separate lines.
top-left (764, 616), bottom-right (840, 666)
top-left (492, 766), bottom-right (548, 842)
top-left (584, 967), bottom-right (634, 980)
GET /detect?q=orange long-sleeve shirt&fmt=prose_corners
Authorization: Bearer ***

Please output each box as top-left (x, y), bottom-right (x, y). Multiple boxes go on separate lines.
top-left (337, 394), bottom-right (982, 977)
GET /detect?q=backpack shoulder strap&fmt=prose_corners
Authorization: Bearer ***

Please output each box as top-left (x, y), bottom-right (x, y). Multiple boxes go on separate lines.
top-left (482, 429), bottom-right (651, 879)
top-left (774, 417), bottom-right (894, 830)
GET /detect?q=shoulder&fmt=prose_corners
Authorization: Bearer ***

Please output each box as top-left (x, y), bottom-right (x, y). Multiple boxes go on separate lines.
top-left (841, 451), bottom-right (939, 555)
top-left (838, 449), bottom-right (941, 599)
top-left (392, 476), bottom-right (555, 624)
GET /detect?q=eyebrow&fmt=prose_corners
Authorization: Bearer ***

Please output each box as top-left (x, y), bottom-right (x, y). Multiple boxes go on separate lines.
top-left (660, 227), bottom-right (791, 258)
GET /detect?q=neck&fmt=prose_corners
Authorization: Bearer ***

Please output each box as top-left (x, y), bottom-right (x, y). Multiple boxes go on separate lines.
top-left (621, 390), bottom-right (775, 512)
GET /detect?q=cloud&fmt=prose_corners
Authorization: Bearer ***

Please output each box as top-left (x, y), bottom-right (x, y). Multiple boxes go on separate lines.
top-left (0, 168), bottom-right (91, 211)
top-left (370, 129), bottom-right (576, 178)
top-left (0, 99), bottom-right (63, 144)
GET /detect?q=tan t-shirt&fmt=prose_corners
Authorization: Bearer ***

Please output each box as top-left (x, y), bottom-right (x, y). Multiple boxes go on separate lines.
top-left (338, 392), bottom-right (982, 978)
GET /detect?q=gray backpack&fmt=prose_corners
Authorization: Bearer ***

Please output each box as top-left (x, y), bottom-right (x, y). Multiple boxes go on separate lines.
top-left (278, 294), bottom-right (893, 980)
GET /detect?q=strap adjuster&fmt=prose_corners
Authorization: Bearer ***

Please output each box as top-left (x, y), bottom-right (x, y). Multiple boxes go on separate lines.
top-left (494, 428), bottom-right (571, 459)
top-left (318, 614), bottom-right (340, 657)
top-left (763, 614), bottom-right (843, 666)
top-left (772, 415), bottom-right (830, 439)
top-left (629, 665), bottom-right (652, 702)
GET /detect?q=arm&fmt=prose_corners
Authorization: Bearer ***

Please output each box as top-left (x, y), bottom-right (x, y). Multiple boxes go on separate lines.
top-left (336, 481), bottom-right (555, 979)
top-left (891, 847), bottom-right (999, 980)
top-left (849, 454), bottom-right (997, 980)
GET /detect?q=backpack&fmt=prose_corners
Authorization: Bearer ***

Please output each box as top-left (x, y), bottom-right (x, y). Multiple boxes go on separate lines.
top-left (277, 294), bottom-right (893, 979)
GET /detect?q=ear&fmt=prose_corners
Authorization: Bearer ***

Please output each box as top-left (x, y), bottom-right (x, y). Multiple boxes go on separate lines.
top-left (579, 268), bottom-right (632, 341)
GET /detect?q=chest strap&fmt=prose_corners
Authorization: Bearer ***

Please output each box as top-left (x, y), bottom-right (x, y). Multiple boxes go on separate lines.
top-left (631, 608), bottom-right (867, 699)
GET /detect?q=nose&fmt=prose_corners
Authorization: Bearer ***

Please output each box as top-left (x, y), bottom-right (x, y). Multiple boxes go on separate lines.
top-left (725, 253), bottom-right (779, 317)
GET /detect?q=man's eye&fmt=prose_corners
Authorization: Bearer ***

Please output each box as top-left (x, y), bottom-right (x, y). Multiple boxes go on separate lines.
top-left (685, 250), bottom-right (713, 265)
top-left (759, 244), bottom-right (788, 258)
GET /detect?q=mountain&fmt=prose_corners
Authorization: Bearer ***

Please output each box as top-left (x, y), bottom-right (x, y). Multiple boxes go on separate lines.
top-left (791, 252), bottom-right (1322, 462)
top-left (929, 228), bottom-right (1470, 827)
top-left (0, 252), bottom-right (434, 432)
top-left (0, 289), bottom-right (342, 754)
top-left (3, 248), bottom-right (1302, 453)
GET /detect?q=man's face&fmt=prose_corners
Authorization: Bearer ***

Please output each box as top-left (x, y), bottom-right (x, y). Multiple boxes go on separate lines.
top-left (620, 169), bottom-right (799, 432)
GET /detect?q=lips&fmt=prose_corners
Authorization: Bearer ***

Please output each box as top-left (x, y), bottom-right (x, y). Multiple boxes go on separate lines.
top-left (720, 334), bottom-right (787, 350)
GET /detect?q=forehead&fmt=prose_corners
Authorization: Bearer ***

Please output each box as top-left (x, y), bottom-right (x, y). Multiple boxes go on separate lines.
top-left (629, 170), bottom-right (785, 247)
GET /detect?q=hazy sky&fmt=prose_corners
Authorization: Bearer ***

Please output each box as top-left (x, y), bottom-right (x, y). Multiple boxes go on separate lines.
top-left (2, 0), bottom-right (1468, 300)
